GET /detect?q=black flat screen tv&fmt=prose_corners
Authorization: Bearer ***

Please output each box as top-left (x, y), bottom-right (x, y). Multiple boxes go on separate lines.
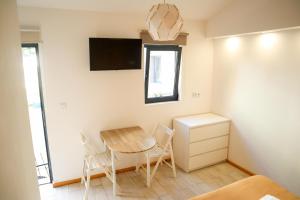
top-left (89, 38), bottom-right (142, 71)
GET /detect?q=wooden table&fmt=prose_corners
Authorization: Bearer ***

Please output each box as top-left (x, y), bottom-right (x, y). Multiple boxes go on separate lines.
top-left (100, 126), bottom-right (156, 195)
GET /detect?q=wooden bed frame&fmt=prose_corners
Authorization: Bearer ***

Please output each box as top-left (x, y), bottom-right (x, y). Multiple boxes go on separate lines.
top-left (190, 175), bottom-right (299, 200)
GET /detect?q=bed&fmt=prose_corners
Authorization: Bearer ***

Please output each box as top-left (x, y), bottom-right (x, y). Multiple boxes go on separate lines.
top-left (190, 175), bottom-right (299, 200)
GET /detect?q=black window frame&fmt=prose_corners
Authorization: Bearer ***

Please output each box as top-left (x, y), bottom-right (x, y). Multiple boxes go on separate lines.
top-left (144, 45), bottom-right (182, 104)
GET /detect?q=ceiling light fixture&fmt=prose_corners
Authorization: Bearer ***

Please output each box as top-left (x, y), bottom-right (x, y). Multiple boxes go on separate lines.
top-left (146, 0), bottom-right (183, 41)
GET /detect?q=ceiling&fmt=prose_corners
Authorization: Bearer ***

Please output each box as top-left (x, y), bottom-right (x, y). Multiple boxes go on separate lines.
top-left (16, 0), bottom-right (234, 20)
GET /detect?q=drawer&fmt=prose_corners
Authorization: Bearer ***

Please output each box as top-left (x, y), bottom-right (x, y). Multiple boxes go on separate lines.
top-left (190, 122), bottom-right (229, 143)
top-left (189, 135), bottom-right (229, 156)
top-left (189, 148), bottom-right (228, 171)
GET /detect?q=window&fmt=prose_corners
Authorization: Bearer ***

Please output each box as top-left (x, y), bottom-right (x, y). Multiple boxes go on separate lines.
top-left (144, 45), bottom-right (182, 104)
top-left (22, 44), bottom-right (53, 185)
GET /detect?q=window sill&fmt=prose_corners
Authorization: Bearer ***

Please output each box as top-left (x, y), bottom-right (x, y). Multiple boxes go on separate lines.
top-left (144, 99), bottom-right (181, 106)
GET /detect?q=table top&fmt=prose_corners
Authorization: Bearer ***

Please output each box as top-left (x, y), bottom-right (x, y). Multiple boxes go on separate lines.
top-left (100, 126), bottom-right (156, 153)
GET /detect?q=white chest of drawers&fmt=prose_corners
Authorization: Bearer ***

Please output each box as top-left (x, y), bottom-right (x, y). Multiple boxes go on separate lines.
top-left (173, 113), bottom-right (230, 172)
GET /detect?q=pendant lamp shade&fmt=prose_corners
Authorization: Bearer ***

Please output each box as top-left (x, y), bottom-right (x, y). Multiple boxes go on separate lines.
top-left (146, 3), bottom-right (183, 41)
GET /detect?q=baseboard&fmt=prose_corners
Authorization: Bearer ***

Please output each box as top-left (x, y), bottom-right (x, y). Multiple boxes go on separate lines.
top-left (52, 166), bottom-right (135, 188)
top-left (52, 158), bottom-right (170, 188)
top-left (227, 159), bottom-right (255, 176)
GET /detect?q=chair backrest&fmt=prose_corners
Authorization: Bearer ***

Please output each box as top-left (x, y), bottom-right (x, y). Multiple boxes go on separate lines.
top-left (152, 124), bottom-right (174, 149)
top-left (80, 132), bottom-right (99, 157)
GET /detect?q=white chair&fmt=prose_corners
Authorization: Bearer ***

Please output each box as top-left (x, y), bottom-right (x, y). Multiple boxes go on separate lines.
top-left (80, 133), bottom-right (113, 200)
top-left (137, 124), bottom-right (176, 187)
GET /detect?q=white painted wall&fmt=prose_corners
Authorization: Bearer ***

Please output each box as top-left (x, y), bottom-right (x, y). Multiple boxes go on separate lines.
top-left (212, 28), bottom-right (300, 195)
top-left (0, 1), bottom-right (40, 199)
top-left (18, 7), bottom-right (214, 182)
top-left (206, 0), bottom-right (300, 37)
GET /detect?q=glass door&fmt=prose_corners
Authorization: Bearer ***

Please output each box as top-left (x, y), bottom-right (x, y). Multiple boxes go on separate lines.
top-left (22, 44), bottom-right (53, 185)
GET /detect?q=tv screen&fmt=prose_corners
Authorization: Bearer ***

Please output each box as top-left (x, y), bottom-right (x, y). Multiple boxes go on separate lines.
top-left (89, 38), bottom-right (142, 71)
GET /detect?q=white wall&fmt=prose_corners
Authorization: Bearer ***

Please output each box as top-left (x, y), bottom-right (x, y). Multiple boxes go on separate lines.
top-left (0, 1), bottom-right (40, 199)
top-left (206, 0), bottom-right (300, 37)
top-left (18, 7), bottom-right (214, 182)
top-left (212, 28), bottom-right (300, 195)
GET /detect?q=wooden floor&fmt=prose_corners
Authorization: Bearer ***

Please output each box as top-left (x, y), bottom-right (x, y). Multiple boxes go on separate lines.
top-left (40, 162), bottom-right (249, 200)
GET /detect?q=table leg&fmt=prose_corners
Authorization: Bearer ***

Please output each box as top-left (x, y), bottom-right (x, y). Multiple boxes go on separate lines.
top-left (146, 152), bottom-right (150, 187)
top-left (136, 153), bottom-right (143, 172)
top-left (111, 151), bottom-right (117, 196)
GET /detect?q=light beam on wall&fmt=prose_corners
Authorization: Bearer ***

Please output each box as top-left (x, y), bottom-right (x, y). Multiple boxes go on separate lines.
top-left (226, 37), bottom-right (240, 52)
top-left (260, 33), bottom-right (278, 49)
